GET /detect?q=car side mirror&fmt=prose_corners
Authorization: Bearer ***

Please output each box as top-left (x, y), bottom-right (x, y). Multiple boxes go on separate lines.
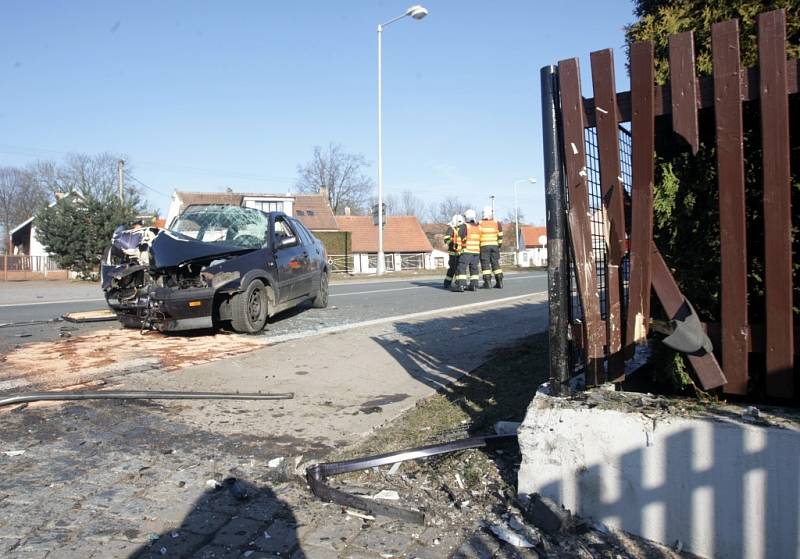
top-left (276, 235), bottom-right (298, 249)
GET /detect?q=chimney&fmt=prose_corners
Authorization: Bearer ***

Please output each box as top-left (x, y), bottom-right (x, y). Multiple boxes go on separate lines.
top-left (319, 185), bottom-right (329, 203)
top-left (344, 206), bottom-right (351, 216)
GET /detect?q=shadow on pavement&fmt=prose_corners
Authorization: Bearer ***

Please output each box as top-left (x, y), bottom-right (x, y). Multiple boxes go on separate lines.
top-left (129, 478), bottom-right (303, 558)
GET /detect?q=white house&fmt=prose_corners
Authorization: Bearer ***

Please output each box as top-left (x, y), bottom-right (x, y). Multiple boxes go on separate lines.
top-left (9, 191), bottom-right (83, 271)
top-left (517, 226), bottom-right (548, 268)
top-left (335, 215), bottom-right (434, 274)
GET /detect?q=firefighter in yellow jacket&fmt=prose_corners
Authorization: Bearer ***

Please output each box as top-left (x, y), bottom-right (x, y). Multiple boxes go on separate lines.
top-left (443, 214), bottom-right (464, 289)
top-left (479, 206), bottom-right (504, 288)
top-left (451, 209), bottom-right (482, 292)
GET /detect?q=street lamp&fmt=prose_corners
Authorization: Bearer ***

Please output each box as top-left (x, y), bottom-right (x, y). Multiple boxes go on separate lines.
top-left (513, 177), bottom-right (537, 253)
top-left (376, 4), bottom-right (428, 275)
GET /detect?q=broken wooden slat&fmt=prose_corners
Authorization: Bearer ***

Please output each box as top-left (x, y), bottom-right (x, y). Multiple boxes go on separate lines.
top-left (712, 19), bottom-right (748, 395)
top-left (590, 48), bottom-right (626, 381)
top-left (582, 59), bottom-right (800, 127)
top-left (624, 41), bottom-right (656, 355)
top-left (669, 31), bottom-right (700, 154)
top-left (758, 9), bottom-right (794, 398)
top-left (651, 243), bottom-right (728, 390)
top-left (558, 57), bottom-right (605, 385)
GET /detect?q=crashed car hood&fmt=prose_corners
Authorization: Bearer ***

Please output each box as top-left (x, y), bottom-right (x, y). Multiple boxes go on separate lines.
top-left (149, 230), bottom-right (256, 268)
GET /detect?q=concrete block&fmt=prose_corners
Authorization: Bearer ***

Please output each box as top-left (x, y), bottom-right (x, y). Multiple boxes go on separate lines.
top-left (518, 388), bottom-right (800, 559)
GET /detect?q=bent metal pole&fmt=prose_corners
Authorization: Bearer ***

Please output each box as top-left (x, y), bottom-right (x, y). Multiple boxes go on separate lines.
top-left (0, 390), bottom-right (294, 408)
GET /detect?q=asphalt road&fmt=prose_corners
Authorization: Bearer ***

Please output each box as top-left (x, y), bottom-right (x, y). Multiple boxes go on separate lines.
top-left (0, 272), bottom-right (547, 354)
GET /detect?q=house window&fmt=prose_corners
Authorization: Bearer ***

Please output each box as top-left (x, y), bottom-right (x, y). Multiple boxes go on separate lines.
top-left (253, 201), bottom-right (284, 213)
top-left (296, 210), bottom-right (306, 216)
top-left (306, 210), bottom-right (315, 216)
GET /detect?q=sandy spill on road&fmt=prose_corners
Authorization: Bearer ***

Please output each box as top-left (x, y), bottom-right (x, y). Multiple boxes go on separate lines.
top-left (0, 329), bottom-right (269, 389)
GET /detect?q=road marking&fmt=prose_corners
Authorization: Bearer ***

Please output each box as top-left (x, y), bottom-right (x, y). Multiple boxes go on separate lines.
top-left (330, 274), bottom-right (544, 298)
top-left (0, 298), bottom-right (106, 308)
top-left (263, 290), bottom-right (547, 346)
top-left (0, 274), bottom-right (546, 306)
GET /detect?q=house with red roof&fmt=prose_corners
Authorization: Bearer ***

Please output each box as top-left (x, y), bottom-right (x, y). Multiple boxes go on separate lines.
top-left (518, 225), bottom-right (548, 267)
top-left (335, 215), bottom-right (434, 273)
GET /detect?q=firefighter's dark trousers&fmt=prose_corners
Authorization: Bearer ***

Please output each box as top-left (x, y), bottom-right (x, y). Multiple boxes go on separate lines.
top-left (444, 254), bottom-right (459, 287)
top-left (454, 252), bottom-right (480, 291)
top-left (480, 246), bottom-right (501, 283)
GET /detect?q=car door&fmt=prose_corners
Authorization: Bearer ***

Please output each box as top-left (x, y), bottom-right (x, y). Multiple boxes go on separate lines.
top-left (271, 215), bottom-right (306, 302)
top-left (288, 217), bottom-right (318, 296)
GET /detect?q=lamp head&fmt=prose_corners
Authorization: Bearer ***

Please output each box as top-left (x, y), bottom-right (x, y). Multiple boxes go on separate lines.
top-left (406, 5), bottom-right (428, 20)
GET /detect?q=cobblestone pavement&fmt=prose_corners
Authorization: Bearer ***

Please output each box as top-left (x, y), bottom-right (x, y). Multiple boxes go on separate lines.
top-left (0, 397), bottom-right (522, 558)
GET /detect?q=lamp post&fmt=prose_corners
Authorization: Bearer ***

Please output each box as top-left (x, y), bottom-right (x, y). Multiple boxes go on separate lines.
top-left (377, 4), bottom-right (428, 275)
top-left (513, 177), bottom-right (537, 253)
top-left (489, 195), bottom-right (495, 217)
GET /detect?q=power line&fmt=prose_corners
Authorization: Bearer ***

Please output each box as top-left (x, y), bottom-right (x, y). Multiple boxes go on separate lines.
top-left (128, 174), bottom-right (171, 200)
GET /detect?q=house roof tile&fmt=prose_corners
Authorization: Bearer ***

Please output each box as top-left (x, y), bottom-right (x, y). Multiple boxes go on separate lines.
top-left (293, 195), bottom-right (338, 230)
top-left (521, 226), bottom-right (547, 248)
top-left (335, 216), bottom-right (433, 253)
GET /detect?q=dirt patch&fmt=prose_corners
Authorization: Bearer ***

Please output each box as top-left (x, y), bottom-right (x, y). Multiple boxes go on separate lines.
top-left (0, 328), bottom-right (270, 390)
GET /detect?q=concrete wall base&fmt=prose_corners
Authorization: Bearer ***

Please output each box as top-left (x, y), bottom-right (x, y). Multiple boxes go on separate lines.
top-left (517, 387), bottom-right (800, 559)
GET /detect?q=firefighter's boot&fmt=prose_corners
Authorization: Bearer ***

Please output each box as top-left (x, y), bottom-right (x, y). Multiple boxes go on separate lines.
top-left (443, 279), bottom-right (452, 289)
top-left (468, 279), bottom-right (479, 291)
top-left (482, 277), bottom-right (492, 289)
top-left (451, 280), bottom-right (465, 292)
top-left (494, 273), bottom-right (504, 289)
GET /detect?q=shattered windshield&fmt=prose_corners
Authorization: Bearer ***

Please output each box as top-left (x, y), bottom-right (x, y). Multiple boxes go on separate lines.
top-left (170, 205), bottom-right (269, 249)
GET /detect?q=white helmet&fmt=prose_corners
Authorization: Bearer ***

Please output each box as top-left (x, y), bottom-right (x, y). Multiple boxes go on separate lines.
top-left (464, 209), bottom-right (477, 223)
top-left (482, 206), bottom-right (493, 220)
top-left (451, 214), bottom-right (464, 227)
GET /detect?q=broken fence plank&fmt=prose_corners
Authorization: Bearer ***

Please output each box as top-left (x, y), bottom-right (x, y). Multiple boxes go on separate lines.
top-left (558, 57), bottom-right (605, 385)
top-left (712, 18), bottom-right (748, 395)
top-left (669, 31), bottom-right (700, 154)
top-left (758, 9), bottom-right (794, 398)
top-left (624, 41), bottom-right (656, 355)
top-left (651, 243), bottom-right (728, 390)
top-left (590, 48), bottom-right (626, 381)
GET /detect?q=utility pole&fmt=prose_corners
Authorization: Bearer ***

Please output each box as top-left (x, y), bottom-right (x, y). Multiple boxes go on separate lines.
top-left (117, 160), bottom-right (125, 203)
top-left (489, 195), bottom-right (495, 218)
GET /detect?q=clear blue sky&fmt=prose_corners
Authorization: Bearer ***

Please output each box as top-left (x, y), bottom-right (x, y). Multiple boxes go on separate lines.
top-left (0, 1), bottom-right (636, 225)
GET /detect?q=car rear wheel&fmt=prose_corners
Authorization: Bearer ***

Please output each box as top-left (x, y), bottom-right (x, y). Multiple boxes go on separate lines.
top-left (311, 271), bottom-right (329, 308)
top-left (231, 279), bottom-right (269, 333)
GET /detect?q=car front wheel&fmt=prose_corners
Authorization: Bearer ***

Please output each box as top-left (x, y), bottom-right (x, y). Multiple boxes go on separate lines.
top-left (231, 279), bottom-right (269, 333)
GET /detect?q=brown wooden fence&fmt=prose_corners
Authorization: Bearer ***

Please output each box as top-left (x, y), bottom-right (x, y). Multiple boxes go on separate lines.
top-left (1, 255), bottom-right (68, 281)
top-left (543, 8), bottom-right (798, 400)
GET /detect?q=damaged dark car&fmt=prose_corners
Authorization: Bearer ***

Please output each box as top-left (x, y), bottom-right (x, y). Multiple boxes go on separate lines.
top-left (101, 204), bottom-right (329, 333)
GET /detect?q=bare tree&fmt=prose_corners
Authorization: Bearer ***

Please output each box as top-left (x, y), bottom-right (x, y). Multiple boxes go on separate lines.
top-left (0, 167), bottom-right (50, 252)
top-left (295, 143), bottom-right (374, 215)
top-left (428, 196), bottom-right (473, 224)
top-left (397, 189), bottom-right (425, 218)
top-left (504, 208), bottom-right (526, 249)
top-left (27, 153), bottom-right (141, 205)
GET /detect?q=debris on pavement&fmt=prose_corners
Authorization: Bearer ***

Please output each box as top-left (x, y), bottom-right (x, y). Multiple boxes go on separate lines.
top-left (268, 457), bottom-right (284, 468)
top-left (305, 433), bottom-right (516, 525)
top-left (3, 450), bottom-right (26, 457)
top-left (371, 489), bottom-right (400, 501)
top-left (61, 309), bottom-right (118, 323)
top-left (487, 521), bottom-right (537, 548)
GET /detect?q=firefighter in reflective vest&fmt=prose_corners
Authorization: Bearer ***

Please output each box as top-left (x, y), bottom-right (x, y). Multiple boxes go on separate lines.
top-left (479, 206), bottom-right (504, 288)
top-left (443, 214), bottom-right (464, 289)
top-left (452, 209), bottom-right (482, 292)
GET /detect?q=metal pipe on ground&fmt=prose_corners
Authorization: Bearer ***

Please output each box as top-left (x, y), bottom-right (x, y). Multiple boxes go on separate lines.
top-left (0, 390), bottom-right (294, 408)
top-left (306, 433), bottom-right (517, 525)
